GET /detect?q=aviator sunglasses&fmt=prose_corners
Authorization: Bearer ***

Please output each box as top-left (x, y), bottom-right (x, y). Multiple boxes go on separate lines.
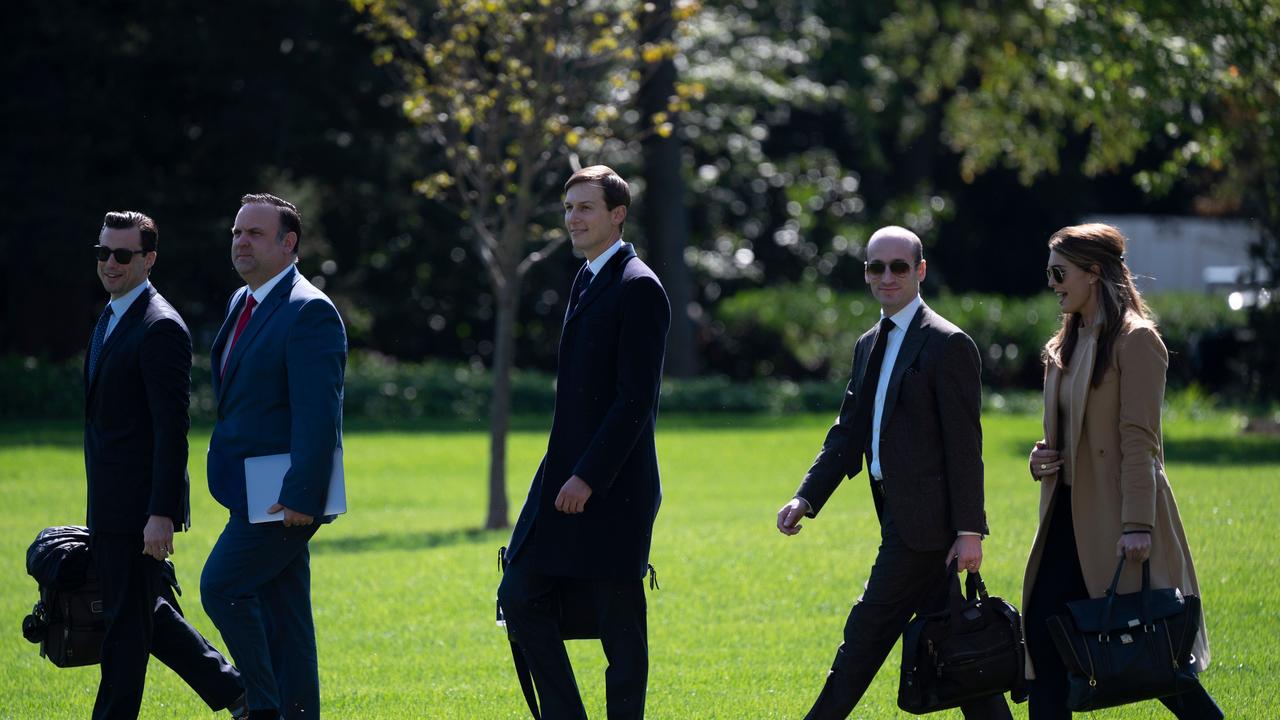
top-left (1045, 265), bottom-right (1067, 283)
top-left (865, 259), bottom-right (915, 277)
top-left (93, 245), bottom-right (150, 264)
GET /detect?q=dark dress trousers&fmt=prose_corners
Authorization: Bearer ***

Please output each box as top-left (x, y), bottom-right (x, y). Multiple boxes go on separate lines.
top-left (83, 285), bottom-right (242, 720)
top-left (795, 303), bottom-right (1011, 719)
top-left (201, 267), bottom-right (346, 720)
top-left (500, 243), bottom-right (670, 719)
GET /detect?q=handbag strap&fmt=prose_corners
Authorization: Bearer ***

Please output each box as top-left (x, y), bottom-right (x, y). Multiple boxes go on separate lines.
top-left (900, 610), bottom-right (927, 673)
top-left (509, 639), bottom-right (542, 720)
top-left (1103, 557), bottom-right (1157, 627)
top-left (1140, 559), bottom-right (1153, 625)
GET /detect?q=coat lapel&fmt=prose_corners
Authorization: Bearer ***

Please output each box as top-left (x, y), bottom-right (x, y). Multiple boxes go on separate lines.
top-left (219, 268), bottom-right (297, 394)
top-left (210, 287), bottom-right (248, 400)
top-left (1064, 332), bottom-right (1096, 473)
top-left (565, 243), bottom-right (634, 325)
top-left (1043, 365), bottom-right (1061, 451)
top-left (878, 304), bottom-right (927, 433)
top-left (86, 286), bottom-right (153, 400)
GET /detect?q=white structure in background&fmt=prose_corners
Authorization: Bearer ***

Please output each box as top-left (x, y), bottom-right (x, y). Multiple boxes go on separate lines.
top-left (1086, 215), bottom-right (1271, 308)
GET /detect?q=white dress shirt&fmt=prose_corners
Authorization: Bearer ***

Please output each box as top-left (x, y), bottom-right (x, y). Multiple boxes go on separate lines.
top-left (585, 238), bottom-right (624, 283)
top-left (868, 294), bottom-right (979, 538)
top-left (104, 280), bottom-right (151, 339)
top-left (870, 294), bottom-right (922, 480)
top-left (220, 262), bottom-right (295, 370)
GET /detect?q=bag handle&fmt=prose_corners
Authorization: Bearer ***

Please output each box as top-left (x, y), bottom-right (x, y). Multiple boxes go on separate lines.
top-left (943, 558), bottom-right (987, 624)
top-left (1102, 556), bottom-right (1155, 628)
top-left (945, 558), bottom-right (965, 620)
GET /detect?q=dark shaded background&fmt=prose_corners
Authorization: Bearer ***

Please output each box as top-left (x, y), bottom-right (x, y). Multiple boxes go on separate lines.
top-left (1, 0), bottom-right (1206, 376)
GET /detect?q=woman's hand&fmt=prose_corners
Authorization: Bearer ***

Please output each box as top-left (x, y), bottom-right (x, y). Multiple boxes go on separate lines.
top-left (1117, 531), bottom-right (1152, 562)
top-left (1029, 440), bottom-right (1063, 480)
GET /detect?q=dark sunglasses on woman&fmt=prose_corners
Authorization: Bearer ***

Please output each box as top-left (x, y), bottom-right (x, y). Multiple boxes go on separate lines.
top-left (1045, 265), bottom-right (1067, 283)
top-left (93, 245), bottom-right (149, 264)
top-left (865, 259), bottom-right (915, 277)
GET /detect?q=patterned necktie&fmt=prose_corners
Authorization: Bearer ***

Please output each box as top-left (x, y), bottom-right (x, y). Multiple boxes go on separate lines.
top-left (567, 265), bottom-right (594, 316)
top-left (221, 294), bottom-right (258, 378)
top-left (87, 306), bottom-right (113, 378)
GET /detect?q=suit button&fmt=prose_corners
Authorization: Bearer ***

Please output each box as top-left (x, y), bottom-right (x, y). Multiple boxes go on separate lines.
top-left (1099, 449), bottom-right (1106, 456)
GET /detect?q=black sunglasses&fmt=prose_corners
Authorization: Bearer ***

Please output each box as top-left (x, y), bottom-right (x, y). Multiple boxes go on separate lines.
top-left (94, 245), bottom-right (149, 264)
top-left (1046, 265), bottom-right (1067, 283)
top-left (865, 259), bottom-right (915, 277)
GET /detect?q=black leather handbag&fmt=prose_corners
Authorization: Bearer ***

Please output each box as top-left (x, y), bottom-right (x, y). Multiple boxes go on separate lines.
top-left (898, 562), bottom-right (1028, 714)
top-left (1047, 557), bottom-right (1203, 711)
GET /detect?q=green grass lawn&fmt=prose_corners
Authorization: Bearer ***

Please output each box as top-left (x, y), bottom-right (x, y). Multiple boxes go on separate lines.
top-left (1, 412), bottom-right (1276, 719)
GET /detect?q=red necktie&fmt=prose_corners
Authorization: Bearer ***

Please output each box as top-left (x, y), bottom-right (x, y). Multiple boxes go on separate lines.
top-left (221, 295), bottom-right (257, 378)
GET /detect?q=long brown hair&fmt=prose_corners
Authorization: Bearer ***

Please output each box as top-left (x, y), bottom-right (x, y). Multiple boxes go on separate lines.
top-left (1043, 223), bottom-right (1156, 386)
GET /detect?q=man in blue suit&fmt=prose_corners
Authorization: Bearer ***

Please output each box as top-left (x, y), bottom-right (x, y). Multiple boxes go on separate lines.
top-left (85, 210), bottom-right (245, 720)
top-left (201, 194), bottom-right (346, 720)
top-left (498, 166), bottom-right (671, 719)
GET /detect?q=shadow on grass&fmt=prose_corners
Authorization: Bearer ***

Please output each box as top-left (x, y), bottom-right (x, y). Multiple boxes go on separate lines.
top-left (1164, 436), bottom-right (1280, 464)
top-left (1001, 434), bottom-right (1280, 466)
top-left (310, 525), bottom-right (507, 555)
top-left (0, 421), bottom-right (82, 449)
top-left (0, 414), bottom-right (830, 453)
top-left (342, 413), bottom-right (828, 435)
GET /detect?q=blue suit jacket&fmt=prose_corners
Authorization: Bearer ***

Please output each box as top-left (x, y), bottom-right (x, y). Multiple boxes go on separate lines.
top-left (208, 266), bottom-right (347, 518)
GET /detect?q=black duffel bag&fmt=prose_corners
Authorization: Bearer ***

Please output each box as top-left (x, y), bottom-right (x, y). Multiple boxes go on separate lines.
top-left (22, 526), bottom-right (104, 667)
top-left (1047, 557), bottom-right (1203, 711)
top-left (898, 561), bottom-right (1027, 714)
top-left (22, 525), bottom-right (184, 668)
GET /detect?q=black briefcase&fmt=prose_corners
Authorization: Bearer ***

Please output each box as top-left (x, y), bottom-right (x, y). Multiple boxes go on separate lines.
top-left (898, 562), bottom-right (1027, 714)
top-left (1047, 557), bottom-right (1202, 711)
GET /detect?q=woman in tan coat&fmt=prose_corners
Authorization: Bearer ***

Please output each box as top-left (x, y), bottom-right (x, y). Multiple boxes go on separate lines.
top-left (1023, 224), bottom-right (1220, 719)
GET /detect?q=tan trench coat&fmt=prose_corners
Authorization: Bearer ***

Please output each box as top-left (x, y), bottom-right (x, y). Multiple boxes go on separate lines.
top-left (1022, 319), bottom-right (1209, 678)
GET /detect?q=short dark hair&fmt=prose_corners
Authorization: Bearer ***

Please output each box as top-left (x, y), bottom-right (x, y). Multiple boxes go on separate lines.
top-left (101, 211), bottom-right (158, 252)
top-left (240, 193), bottom-right (302, 254)
top-left (564, 165), bottom-right (631, 227)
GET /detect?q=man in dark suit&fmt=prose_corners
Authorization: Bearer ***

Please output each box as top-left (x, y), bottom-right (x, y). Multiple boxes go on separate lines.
top-left (776, 226), bottom-right (1012, 719)
top-left (498, 166), bottom-right (670, 719)
top-left (200, 194), bottom-right (346, 720)
top-left (84, 211), bottom-right (245, 720)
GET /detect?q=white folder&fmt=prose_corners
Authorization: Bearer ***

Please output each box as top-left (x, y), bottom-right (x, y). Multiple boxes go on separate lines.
top-left (245, 448), bottom-right (346, 524)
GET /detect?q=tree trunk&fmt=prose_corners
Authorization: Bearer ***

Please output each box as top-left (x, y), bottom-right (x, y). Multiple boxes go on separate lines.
top-left (640, 0), bottom-right (697, 377)
top-left (485, 279), bottom-right (520, 529)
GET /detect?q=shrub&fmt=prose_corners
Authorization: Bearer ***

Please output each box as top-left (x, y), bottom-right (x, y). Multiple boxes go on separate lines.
top-left (715, 284), bottom-right (1246, 389)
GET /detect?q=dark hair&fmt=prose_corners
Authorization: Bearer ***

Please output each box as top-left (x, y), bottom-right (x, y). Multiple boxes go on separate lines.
top-left (564, 165), bottom-right (631, 228)
top-left (240, 193), bottom-right (302, 254)
top-left (101, 211), bottom-right (158, 252)
top-left (1043, 223), bottom-right (1156, 387)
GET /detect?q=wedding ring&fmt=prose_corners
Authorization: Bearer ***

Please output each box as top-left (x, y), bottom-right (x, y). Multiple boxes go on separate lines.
top-left (1039, 463), bottom-right (1048, 470)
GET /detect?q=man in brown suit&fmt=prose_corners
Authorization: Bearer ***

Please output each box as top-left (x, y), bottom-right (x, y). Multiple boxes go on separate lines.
top-left (776, 226), bottom-right (1012, 719)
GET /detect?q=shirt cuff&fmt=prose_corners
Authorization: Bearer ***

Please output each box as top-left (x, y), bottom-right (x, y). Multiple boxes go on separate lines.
top-left (957, 530), bottom-right (983, 538)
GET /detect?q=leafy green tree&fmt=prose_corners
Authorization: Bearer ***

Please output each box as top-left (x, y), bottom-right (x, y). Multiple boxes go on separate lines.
top-left (866, 0), bottom-right (1279, 391)
top-left (351, 0), bottom-right (691, 528)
